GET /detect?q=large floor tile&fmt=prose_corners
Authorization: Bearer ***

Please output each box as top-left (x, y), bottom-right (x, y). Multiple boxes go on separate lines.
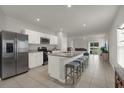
top-left (0, 55), bottom-right (115, 88)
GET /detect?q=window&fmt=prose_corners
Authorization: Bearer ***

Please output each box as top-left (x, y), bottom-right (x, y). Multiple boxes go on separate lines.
top-left (89, 42), bottom-right (99, 55)
top-left (94, 42), bottom-right (99, 47)
top-left (90, 43), bottom-right (94, 47)
top-left (117, 28), bottom-right (124, 68)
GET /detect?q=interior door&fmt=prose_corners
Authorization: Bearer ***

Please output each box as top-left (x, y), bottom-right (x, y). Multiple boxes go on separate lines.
top-left (16, 34), bottom-right (28, 74)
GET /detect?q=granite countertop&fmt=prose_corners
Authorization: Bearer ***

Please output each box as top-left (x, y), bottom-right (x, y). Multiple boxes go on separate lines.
top-left (29, 49), bottom-right (60, 53)
top-left (48, 51), bottom-right (84, 58)
top-left (115, 64), bottom-right (124, 83)
top-left (29, 50), bottom-right (43, 53)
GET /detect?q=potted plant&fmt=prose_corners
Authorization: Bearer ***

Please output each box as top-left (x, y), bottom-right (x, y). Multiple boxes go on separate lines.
top-left (100, 47), bottom-right (107, 53)
top-left (100, 46), bottom-right (109, 61)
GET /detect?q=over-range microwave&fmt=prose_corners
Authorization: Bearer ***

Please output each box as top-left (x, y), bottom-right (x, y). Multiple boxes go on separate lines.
top-left (40, 37), bottom-right (50, 44)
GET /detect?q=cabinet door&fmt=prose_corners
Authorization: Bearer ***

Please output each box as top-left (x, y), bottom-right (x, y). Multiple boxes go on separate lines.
top-left (26, 30), bottom-right (35, 44)
top-left (50, 35), bottom-right (54, 44)
top-left (25, 30), bottom-right (40, 44)
top-left (29, 53), bottom-right (43, 69)
top-left (50, 35), bottom-right (58, 45)
top-left (25, 29), bottom-right (57, 44)
top-left (45, 34), bottom-right (50, 38)
top-left (54, 36), bottom-right (58, 44)
top-left (35, 33), bottom-right (40, 44)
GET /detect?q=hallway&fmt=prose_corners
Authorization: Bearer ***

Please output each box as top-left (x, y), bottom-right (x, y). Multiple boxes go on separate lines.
top-left (0, 55), bottom-right (115, 88)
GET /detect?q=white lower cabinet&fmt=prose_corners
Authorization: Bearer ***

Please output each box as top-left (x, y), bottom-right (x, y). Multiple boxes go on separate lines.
top-left (29, 52), bottom-right (43, 69)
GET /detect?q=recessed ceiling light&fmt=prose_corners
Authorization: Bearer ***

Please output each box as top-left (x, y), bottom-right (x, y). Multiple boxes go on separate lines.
top-left (36, 18), bottom-right (40, 22)
top-left (83, 24), bottom-right (86, 27)
top-left (67, 5), bottom-right (71, 8)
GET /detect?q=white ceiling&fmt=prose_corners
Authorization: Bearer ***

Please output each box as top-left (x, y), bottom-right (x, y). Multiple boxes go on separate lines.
top-left (0, 5), bottom-right (119, 36)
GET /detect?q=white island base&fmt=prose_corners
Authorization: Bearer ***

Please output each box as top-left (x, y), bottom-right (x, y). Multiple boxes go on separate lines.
top-left (48, 52), bottom-right (85, 83)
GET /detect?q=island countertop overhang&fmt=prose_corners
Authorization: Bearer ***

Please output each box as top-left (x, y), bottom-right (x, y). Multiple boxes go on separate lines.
top-left (48, 51), bottom-right (86, 58)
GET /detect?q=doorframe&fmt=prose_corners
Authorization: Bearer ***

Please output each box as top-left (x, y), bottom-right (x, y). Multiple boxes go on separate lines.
top-left (88, 41), bottom-right (100, 55)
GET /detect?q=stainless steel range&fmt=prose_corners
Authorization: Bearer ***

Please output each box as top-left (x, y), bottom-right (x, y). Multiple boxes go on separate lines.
top-left (0, 31), bottom-right (28, 79)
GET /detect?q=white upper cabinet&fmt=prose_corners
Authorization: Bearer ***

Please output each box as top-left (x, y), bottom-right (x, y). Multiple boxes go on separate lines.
top-left (45, 34), bottom-right (50, 38)
top-left (25, 29), bottom-right (40, 44)
top-left (50, 35), bottom-right (58, 45)
top-left (25, 29), bottom-right (57, 44)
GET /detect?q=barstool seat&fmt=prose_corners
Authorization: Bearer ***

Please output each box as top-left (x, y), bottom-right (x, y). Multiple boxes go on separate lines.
top-left (77, 57), bottom-right (85, 72)
top-left (65, 61), bottom-right (81, 85)
top-left (78, 57), bottom-right (83, 60)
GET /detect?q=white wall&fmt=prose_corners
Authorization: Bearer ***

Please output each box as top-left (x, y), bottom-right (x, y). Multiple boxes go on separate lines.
top-left (68, 34), bottom-right (107, 50)
top-left (0, 8), bottom-right (6, 30)
top-left (109, 6), bottom-right (124, 67)
top-left (0, 7), bottom-right (55, 35)
top-left (4, 16), bottom-right (54, 35)
top-left (57, 32), bottom-right (67, 51)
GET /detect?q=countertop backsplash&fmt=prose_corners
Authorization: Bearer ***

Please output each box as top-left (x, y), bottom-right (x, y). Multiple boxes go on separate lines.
top-left (28, 43), bottom-right (58, 52)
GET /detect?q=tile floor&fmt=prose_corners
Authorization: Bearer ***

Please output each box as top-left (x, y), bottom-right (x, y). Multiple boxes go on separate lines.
top-left (0, 55), bottom-right (115, 88)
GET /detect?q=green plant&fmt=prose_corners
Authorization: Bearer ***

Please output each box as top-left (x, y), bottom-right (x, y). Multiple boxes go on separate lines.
top-left (100, 47), bottom-right (108, 53)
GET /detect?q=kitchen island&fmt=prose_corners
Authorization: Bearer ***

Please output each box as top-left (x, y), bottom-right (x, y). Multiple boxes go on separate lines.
top-left (48, 51), bottom-right (86, 83)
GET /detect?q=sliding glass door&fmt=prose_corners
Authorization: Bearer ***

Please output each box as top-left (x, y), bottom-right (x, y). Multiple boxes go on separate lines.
top-left (89, 42), bottom-right (100, 55)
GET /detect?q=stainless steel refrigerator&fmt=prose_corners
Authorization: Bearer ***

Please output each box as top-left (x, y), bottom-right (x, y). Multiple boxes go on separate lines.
top-left (0, 31), bottom-right (28, 79)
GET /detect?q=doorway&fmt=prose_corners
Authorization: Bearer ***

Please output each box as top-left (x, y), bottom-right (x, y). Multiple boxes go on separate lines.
top-left (89, 42), bottom-right (100, 55)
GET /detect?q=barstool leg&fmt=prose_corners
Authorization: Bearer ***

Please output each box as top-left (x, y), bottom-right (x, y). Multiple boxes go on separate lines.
top-left (65, 66), bottom-right (67, 84)
top-left (79, 65), bottom-right (82, 76)
top-left (77, 67), bottom-right (79, 79)
top-left (82, 63), bottom-right (84, 72)
top-left (72, 67), bottom-right (75, 85)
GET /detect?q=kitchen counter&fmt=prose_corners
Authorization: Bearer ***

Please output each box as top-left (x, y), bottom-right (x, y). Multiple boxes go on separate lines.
top-left (29, 50), bottom-right (43, 53)
top-left (48, 51), bottom-right (83, 58)
top-left (29, 49), bottom-right (60, 53)
top-left (48, 51), bottom-right (86, 83)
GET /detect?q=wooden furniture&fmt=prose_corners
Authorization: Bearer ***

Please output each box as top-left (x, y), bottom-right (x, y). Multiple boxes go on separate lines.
top-left (101, 53), bottom-right (109, 61)
top-left (115, 65), bottom-right (124, 88)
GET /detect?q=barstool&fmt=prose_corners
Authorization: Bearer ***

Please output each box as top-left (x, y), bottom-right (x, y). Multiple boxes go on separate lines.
top-left (65, 61), bottom-right (81, 85)
top-left (83, 56), bottom-right (89, 67)
top-left (73, 60), bottom-right (82, 76)
top-left (84, 52), bottom-right (89, 66)
top-left (82, 56), bottom-right (87, 68)
top-left (77, 57), bottom-right (85, 72)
